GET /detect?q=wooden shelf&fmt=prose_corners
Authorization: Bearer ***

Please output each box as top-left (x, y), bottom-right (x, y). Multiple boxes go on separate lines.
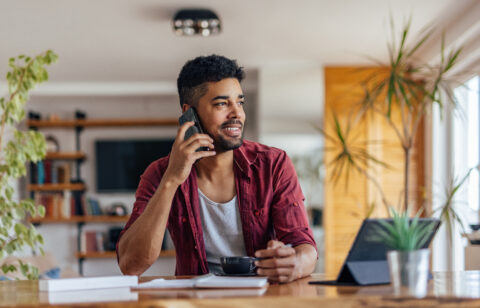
top-left (45, 151), bottom-right (86, 160)
top-left (76, 250), bottom-right (175, 259)
top-left (28, 183), bottom-right (86, 191)
top-left (29, 215), bottom-right (129, 224)
top-left (27, 118), bottom-right (178, 128)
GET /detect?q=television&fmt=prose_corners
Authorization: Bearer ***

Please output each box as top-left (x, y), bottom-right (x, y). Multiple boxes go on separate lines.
top-left (95, 139), bottom-right (174, 192)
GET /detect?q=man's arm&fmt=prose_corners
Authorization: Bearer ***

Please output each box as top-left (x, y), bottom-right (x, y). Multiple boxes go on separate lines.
top-left (255, 240), bottom-right (317, 283)
top-left (118, 122), bottom-right (215, 275)
top-left (254, 151), bottom-right (317, 282)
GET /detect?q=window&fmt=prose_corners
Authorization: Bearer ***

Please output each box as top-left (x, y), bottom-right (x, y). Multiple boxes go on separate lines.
top-left (453, 76), bottom-right (480, 216)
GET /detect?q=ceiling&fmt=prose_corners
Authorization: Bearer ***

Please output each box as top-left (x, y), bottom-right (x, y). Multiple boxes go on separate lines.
top-left (0, 0), bottom-right (476, 84)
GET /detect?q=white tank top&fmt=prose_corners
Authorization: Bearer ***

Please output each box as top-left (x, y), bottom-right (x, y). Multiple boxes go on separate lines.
top-left (198, 189), bottom-right (247, 274)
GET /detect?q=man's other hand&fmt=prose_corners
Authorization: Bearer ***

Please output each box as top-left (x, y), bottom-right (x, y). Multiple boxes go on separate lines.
top-left (254, 240), bottom-right (299, 283)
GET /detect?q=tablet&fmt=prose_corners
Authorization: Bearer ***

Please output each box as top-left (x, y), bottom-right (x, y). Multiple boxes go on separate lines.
top-left (309, 218), bottom-right (440, 286)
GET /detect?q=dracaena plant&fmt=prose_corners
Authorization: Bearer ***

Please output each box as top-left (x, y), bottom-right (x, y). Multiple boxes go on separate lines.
top-left (322, 17), bottom-right (463, 213)
top-left (0, 50), bottom-right (58, 279)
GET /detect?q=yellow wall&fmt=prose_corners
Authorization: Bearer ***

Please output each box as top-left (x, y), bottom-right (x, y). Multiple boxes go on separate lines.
top-left (324, 67), bottom-right (425, 277)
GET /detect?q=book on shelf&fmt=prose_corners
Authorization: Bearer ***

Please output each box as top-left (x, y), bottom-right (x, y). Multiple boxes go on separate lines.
top-left (86, 198), bottom-right (103, 215)
top-left (44, 159), bottom-right (52, 183)
top-left (81, 230), bottom-right (106, 253)
top-left (37, 161), bottom-right (45, 184)
top-left (30, 161), bottom-right (72, 185)
top-left (62, 190), bottom-right (71, 218)
top-left (34, 192), bottom-right (64, 218)
top-left (33, 190), bottom-right (83, 219)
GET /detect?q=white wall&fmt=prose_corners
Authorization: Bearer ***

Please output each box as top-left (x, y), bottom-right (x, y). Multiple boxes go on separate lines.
top-left (258, 63), bottom-right (324, 207)
top-left (257, 63), bottom-right (325, 272)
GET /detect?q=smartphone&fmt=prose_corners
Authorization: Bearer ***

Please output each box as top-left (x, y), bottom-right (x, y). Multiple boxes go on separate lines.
top-left (178, 107), bottom-right (209, 152)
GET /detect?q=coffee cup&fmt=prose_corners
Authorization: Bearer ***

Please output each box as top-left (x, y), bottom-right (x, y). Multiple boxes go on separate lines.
top-left (219, 256), bottom-right (258, 275)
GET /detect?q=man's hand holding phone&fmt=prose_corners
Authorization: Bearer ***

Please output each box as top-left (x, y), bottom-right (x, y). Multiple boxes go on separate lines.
top-left (163, 121), bottom-right (216, 186)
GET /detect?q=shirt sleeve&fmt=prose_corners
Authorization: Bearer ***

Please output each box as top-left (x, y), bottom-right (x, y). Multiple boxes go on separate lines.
top-left (270, 151), bottom-right (317, 251)
top-left (115, 160), bottom-right (163, 261)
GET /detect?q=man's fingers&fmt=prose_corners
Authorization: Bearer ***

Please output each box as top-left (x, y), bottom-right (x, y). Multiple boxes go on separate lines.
top-left (191, 150), bottom-right (217, 161)
top-left (182, 133), bottom-right (213, 146)
top-left (267, 240), bottom-right (284, 249)
top-left (176, 121), bottom-right (195, 141)
top-left (255, 246), bottom-right (295, 258)
top-left (256, 255), bottom-right (295, 269)
top-left (183, 136), bottom-right (214, 153)
top-left (257, 267), bottom-right (293, 277)
top-left (266, 275), bottom-right (291, 283)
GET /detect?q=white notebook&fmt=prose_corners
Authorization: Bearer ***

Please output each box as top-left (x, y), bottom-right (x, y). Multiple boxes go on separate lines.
top-left (39, 287), bottom-right (138, 304)
top-left (137, 274), bottom-right (268, 289)
top-left (39, 275), bottom-right (138, 292)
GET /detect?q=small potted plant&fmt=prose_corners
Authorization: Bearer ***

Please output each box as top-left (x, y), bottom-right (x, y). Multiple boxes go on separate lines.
top-left (375, 207), bottom-right (436, 297)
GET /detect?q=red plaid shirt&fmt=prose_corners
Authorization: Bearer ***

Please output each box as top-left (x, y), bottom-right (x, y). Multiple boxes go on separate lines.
top-left (117, 140), bottom-right (316, 275)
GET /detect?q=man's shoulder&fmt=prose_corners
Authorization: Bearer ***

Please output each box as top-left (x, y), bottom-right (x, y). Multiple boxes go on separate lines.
top-left (240, 140), bottom-right (287, 161)
top-left (143, 155), bottom-right (170, 177)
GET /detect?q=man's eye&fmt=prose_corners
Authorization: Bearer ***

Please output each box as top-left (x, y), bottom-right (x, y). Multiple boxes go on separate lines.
top-left (214, 102), bottom-right (226, 106)
top-left (238, 101), bottom-right (245, 106)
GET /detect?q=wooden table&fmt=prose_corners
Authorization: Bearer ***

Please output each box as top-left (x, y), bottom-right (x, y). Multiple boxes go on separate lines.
top-left (1, 272), bottom-right (480, 307)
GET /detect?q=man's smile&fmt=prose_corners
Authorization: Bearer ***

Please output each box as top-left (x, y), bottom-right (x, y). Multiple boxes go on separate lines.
top-left (220, 121), bottom-right (243, 137)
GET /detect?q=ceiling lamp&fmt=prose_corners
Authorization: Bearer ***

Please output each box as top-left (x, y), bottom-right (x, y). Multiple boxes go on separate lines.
top-left (173, 9), bottom-right (221, 37)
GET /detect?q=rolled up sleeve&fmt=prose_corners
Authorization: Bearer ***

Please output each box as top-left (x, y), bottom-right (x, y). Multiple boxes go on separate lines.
top-left (271, 152), bottom-right (317, 251)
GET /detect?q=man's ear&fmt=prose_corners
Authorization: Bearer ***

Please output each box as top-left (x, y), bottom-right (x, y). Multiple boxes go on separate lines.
top-left (182, 104), bottom-right (191, 113)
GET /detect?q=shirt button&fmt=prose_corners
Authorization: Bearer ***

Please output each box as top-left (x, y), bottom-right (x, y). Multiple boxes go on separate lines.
top-left (194, 245), bottom-right (198, 250)
top-left (293, 202), bottom-right (299, 207)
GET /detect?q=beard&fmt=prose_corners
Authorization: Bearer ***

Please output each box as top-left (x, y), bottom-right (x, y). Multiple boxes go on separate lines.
top-left (209, 120), bottom-right (244, 152)
top-left (214, 134), bottom-right (244, 151)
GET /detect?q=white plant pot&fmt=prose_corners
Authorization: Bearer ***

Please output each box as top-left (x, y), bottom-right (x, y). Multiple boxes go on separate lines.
top-left (387, 249), bottom-right (430, 298)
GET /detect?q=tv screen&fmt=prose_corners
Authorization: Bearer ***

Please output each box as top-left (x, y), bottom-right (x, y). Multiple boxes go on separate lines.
top-left (95, 139), bottom-right (174, 192)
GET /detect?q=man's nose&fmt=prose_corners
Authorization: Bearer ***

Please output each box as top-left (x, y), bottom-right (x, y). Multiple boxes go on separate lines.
top-left (228, 102), bottom-right (243, 118)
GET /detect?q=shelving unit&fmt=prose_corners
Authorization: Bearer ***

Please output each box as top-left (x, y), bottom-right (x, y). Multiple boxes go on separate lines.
top-left (27, 116), bottom-right (178, 275)
top-left (45, 152), bottom-right (86, 160)
top-left (29, 215), bottom-right (129, 224)
top-left (28, 183), bottom-right (86, 191)
top-left (75, 250), bottom-right (176, 259)
top-left (27, 118), bottom-right (178, 128)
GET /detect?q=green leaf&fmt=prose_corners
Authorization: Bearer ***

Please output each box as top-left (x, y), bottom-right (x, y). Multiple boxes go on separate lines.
top-left (37, 204), bottom-right (46, 217)
top-left (14, 223), bottom-right (27, 235)
top-left (1, 264), bottom-right (17, 274)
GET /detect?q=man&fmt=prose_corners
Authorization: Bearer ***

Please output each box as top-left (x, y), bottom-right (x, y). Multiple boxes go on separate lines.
top-left (117, 55), bottom-right (317, 283)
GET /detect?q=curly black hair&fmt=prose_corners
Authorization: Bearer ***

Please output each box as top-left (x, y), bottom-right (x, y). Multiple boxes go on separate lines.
top-left (177, 55), bottom-right (245, 107)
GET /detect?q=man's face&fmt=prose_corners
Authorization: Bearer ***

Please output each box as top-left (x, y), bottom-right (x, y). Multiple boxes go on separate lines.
top-left (193, 78), bottom-right (246, 152)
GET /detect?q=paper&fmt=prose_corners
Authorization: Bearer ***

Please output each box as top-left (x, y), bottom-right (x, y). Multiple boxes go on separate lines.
top-left (137, 274), bottom-right (268, 289)
top-left (39, 287), bottom-right (138, 304)
top-left (39, 275), bottom-right (138, 292)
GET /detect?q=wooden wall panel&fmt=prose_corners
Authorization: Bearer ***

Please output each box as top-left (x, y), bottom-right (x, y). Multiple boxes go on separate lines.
top-left (324, 67), bottom-right (425, 277)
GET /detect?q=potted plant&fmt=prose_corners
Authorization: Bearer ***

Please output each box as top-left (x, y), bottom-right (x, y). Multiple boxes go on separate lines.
top-left (374, 207), bottom-right (436, 297)
top-left (321, 17), bottom-right (465, 268)
top-left (0, 50), bottom-right (58, 279)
